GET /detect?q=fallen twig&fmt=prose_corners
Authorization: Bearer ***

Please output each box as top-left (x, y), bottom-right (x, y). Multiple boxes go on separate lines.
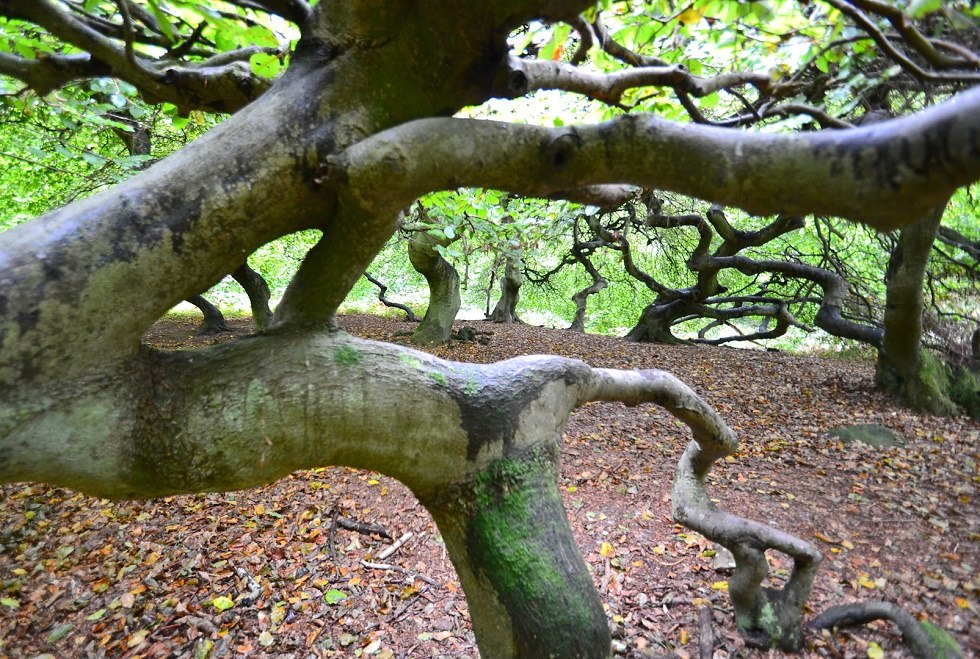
top-left (234, 566), bottom-right (262, 605)
top-left (377, 531), bottom-right (413, 561)
top-left (360, 560), bottom-right (439, 586)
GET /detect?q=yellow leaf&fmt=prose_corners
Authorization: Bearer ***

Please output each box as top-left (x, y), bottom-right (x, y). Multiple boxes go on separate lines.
top-left (254, 504), bottom-right (266, 515)
top-left (813, 532), bottom-right (838, 544)
top-left (600, 542), bottom-right (613, 558)
top-left (711, 581), bottom-right (729, 591)
top-left (679, 628), bottom-right (689, 644)
top-left (677, 8), bottom-right (702, 25)
top-left (867, 641), bottom-right (884, 659)
top-left (857, 574), bottom-right (876, 589)
top-left (211, 595), bottom-right (235, 612)
top-left (127, 629), bottom-right (149, 648)
top-left (841, 540), bottom-right (854, 550)
top-left (566, 485), bottom-right (578, 492)
top-left (367, 479), bottom-right (379, 486)
top-left (955, 597), bottom-right (970, 609)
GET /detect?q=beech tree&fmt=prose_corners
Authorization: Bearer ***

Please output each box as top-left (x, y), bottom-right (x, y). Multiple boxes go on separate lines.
top-left (2, 1), bottom-right (980, 656)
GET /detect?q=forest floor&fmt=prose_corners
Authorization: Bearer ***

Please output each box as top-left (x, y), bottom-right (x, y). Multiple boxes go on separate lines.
top-left (0, 314), bottom-right (977, 659)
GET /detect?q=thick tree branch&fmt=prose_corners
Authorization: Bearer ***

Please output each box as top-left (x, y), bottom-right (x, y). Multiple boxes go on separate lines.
top-left (332, 87), bottom-right (980, 231)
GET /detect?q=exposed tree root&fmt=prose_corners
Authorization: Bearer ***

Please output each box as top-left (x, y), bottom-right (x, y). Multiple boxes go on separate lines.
top-left (810, 601), bottom-right (949, 659)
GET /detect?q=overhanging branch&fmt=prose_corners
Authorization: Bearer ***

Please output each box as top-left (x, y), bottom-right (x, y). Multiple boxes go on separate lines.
top-left (331, 87), bottom-right (980, 231)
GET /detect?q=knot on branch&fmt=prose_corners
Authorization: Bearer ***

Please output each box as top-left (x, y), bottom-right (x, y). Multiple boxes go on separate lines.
top-left (545, 131), bottom-right (583, 171)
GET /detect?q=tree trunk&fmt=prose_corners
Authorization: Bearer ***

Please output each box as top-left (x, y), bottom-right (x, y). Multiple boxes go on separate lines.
top-left (876, 204), bottom-right (956, 414)
top-left (625, 301), bottom-right (691, 344)
top-left (231, 263), bottom-right (274, 331)
top-left (409, 232), bottom-right (461, 345)
top-left (490, 251), bottom-right (523, 323)
top-left (186, 294), bottom-right (230, 335)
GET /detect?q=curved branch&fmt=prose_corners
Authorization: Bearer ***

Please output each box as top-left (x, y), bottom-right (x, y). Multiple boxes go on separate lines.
top-left (332, 87), bottom-right (980, 231)
top-left (709, 254), bottom-right (883, 347)
top-left (364, 272), bottom-right (418, 322)
top-left (842, 0), bottom-right (980, 70)
top-left (810, 601), bottom-right (939, 659)
top-left (581, 368), bottom-right (822, 649)
top-left (508, 56), bottom-right (774, 105)
top-left (0, 51), bottom-right (109, 96)
top-left (824, 0), bottom-right (980, 83)
top-left (2, 0), bottom-right (274, 113)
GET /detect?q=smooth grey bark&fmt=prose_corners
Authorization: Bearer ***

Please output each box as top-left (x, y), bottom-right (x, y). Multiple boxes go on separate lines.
top-left (408, 232), bottom-right (461, 345)
top-left (489, 251), bottom-right (523, 323)
top-left (876, 204), bottom-right (956, 414)
top-left (3, 1), bottom-right (980, 656)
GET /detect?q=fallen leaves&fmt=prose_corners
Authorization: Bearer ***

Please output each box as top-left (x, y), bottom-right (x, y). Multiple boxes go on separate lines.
top-left (0, 315), bottom-right (976, 658)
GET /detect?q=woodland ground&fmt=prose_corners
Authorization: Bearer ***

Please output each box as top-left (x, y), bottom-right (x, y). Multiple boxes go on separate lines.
top-left (0, 314), bottom-right (977, 659)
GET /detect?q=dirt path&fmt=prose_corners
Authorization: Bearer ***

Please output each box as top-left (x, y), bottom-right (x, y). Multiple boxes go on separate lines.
top-left (1, 315), bottom-right (976, 658)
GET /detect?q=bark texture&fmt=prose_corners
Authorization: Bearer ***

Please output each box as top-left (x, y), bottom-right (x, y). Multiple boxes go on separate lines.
top-left (490, 251), bottom-right (523, 323)
top-left (2, 1), bottom-right (980, 655)
top-left (876, 205), bottom-right (956, 414)
top-left (408, 232), bottom-right (461, 345)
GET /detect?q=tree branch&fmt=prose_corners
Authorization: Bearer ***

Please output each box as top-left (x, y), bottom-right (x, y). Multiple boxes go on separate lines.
top-left (507, 56), bottom-right (774, 105)
top-left (331, 87), bottom-right (980, 231)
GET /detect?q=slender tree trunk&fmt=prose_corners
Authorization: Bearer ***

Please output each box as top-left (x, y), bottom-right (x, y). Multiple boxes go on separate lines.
top-left (876, 204), bottom-right (956, 414)
top-left (490, 251), bottom-right (523, 323)
top-left (231, 263), bottom-right (274, 331)
top-left (409, 232), bottom-right (461, 345)
top-left (186, 294), bottom-right (230, 335)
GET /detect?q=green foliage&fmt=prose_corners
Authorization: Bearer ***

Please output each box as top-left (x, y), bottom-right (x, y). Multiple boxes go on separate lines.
top-left (949, 368), bottom-right (980, 420)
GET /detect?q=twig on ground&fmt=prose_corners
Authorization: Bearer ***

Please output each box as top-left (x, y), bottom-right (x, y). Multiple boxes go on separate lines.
top-left (390, 585), bottom-right (429, 622)
top-left (377, 531), bottom-right (413, 560)
top-left (360, 560), bottom-right (439, 586)
top-left (234, 566), bottom-right (262, 604)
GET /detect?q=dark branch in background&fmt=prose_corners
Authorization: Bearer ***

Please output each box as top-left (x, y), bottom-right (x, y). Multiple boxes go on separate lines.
top-left (938, 226), bottom-right (980, 261)
top-left (841, 0), bottom-right (980, 70)
top-left (364, 272), bottom-right (419, 322)
top-left (567, 216), bottom-right (608, 332)
top-left (824, 0), bottom-right (980, 83)
top-left (225, 0), bottom-right (313, 27)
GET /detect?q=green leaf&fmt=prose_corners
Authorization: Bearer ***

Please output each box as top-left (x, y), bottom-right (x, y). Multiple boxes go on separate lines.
top-left (323, 589), bottom-right (347, 605)
top-left (250, 53), bottom-right (282, 78)
top-left (147, 0), bottom-right (175, 44)
top-left (0, 597), bottom-right (19, 609)
top-left (46, 623), bottom-right (74, 643)
top-left (85, 608), bottom-right (107, 621)
top-left (210, 595), bottom-right (235, 611)
top-left (907, 0), bottom-right (942, 18)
